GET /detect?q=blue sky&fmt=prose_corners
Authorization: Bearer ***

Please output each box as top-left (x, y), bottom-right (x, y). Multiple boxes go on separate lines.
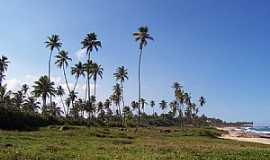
top-left (0, 0), bottom-right (270, 123)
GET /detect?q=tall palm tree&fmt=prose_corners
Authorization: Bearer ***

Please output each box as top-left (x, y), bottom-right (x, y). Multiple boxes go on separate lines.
top-left (133, 26), bottom-right (153, 125)
top-left (55, 50), bottom-right (72, 93)
top-left (32, 76), bottom-right (56, 112)
top-left (90, 63), bottom-right (103, 96)
top-left (45, 34), bottom-right (62, 81)
top-left (0, 56), bottom-right (9, 87)
top-left (81, 33), bottom-right (102, 103)
top-left (56, 85), bottom-right (66, 116)
top-left (71, 61), bottom-right (84, 91)
top-left (150, 100), bottom-right (155, 116)
top-left (113, 66), bottom-right (128, 110)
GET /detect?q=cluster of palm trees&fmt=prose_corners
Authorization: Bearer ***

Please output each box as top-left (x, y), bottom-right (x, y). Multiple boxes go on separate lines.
top-left (0, 26), bottom-right (206, 128)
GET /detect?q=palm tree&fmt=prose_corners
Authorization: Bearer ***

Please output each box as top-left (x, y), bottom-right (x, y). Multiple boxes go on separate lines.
top-left (32, 76), bottom-right (56, 112)
top-left (110, 83), bottom-right (122, 117)
top-left (113, 66), bottom-right (128, 110)
top-left (150, 100), bottom-right (155, 116)
top-left (56, 85), bottom-right (66, 116)
top-left (131, 101), bottom-right (139, 111)
top-left (0, 56), bottom-right (9, 87)
top-left (45, 34), bottom-right (62, 81)
top-left (199, 96), bottom-right (206, 107)
top-left (69, 90), bottom-right (78, 113)
top-left (71, 61), bottom-right (85, 91)
top-left (55, 50), bottom-right (72, 93)
top-left (21, 84), bottom-right (29, 97)
top-left (140, 98), bottom-right (148, 114)
top-left (81, 33), bottom-right (102, 104)
top-left (169, 100), bottom-right (178, 117)
top-left (159, 100), bottom-right (168, 115)
top-left (22, 97), bottom-right (40, 113)
top-left (90, 63), bottom-right (103, 96)
top-left (49, 102), bottom-right (63, 117)
top-left (133, 26), bottom-right (153, 125)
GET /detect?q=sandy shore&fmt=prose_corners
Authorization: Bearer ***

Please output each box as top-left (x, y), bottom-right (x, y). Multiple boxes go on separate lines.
top-left (217, 127), bottom-right (270, 145)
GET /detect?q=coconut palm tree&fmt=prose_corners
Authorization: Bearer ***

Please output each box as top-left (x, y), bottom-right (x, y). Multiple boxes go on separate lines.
top-left (199, 96), bottom-right (206, 107)
top-left (133, 26), bottom-right (153, 124)
top-left (113, 66), bottom-right (128, 109)
top-left (159, 100), bottom-right (168, 115)
top-left (69, 90), bottom-right (78, 113)
top-left (169, 100), bottom-right (178, 117)
top-left (90, 63), bottom-right (103, 96)
top-left (81, 33), bottom-right (102, 103)
top-left (71, 61), bottom-right (84, 91)
top-left (32, 76), bottom-right (56, 112)
top-left (45, 35), bottom-right (62, 80)
top-left (21, 84), bottom-right (29, 96)
top-left (55, 50), bottom-right (72, 93)
top-left (49, 102), bottom-right (63, 117)
top-left (56, 85), bottom-right (66, 116)
top-left (0, 56), bottom-right (9, 87)
top-left (110, 83), bottom-right (122, 116)
top-left (150, 100), bottom-right (155, 116)
top-left (140, 98), bottom-right (148, 114)
top-left (22, 97), bottom-right (40, 113)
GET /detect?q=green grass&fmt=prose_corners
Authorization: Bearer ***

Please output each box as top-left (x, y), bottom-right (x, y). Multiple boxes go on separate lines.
top-left (0, 126), bottom-right (270, 160)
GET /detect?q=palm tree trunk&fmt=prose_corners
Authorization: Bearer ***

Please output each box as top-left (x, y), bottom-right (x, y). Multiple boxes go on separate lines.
top-left (48, 50), bottom-right (53, 106)
top-left (94, 79), bottom-right (97, 96)
top-left (63, 65), bottom-right (71, 93)
top-left (121, 82), bottom-right (125, 108)
top-left (42, 94), bottom-right (46, 114)
top-left (73, 77), bottom-right (79, 92)
top-left (60, 96), bottom-right (67, 117)
top-left (137, 48), bottom-right (143, 126)
top-left (87, 73), bottom-right (90, 102)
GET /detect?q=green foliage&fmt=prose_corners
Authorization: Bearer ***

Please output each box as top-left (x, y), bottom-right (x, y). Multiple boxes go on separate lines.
top-left (0, 127), bottom-right (270, 159)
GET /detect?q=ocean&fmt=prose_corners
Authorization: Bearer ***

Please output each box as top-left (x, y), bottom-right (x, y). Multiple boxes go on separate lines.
top-left (245, 126), bottom-right (270, 135)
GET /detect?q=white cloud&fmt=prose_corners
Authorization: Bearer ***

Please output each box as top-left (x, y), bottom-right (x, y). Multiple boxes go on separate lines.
top-left (6, 79), bottom-right (21, 91)
top-left (75, 48), bottom-right (87, 61)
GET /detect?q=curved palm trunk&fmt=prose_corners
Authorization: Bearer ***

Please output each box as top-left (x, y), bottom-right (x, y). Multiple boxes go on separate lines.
top-left (137, 48), bottom-right (143, 126)
top-left (63, 65), bottom-right (71, 93)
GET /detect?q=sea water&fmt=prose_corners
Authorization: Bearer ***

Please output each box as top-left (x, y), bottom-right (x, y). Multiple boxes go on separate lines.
top-left (245, 126), bottom-right (270, 135)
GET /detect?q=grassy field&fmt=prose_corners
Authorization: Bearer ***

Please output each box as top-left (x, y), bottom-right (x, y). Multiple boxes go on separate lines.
top-left (0, 126), bottom-right (270, 160)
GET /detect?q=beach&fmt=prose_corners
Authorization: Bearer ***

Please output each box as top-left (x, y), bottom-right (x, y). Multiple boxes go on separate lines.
top-left (218, 127), bottom-right (270, 145)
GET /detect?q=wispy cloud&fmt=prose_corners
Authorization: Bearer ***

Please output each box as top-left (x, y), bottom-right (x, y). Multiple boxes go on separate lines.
top-left (75, 48), bottom-right (87, 61)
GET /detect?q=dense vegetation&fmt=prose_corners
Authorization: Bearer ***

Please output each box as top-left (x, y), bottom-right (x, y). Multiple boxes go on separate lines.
top-left (0, 26), bottom-right (212, 130)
